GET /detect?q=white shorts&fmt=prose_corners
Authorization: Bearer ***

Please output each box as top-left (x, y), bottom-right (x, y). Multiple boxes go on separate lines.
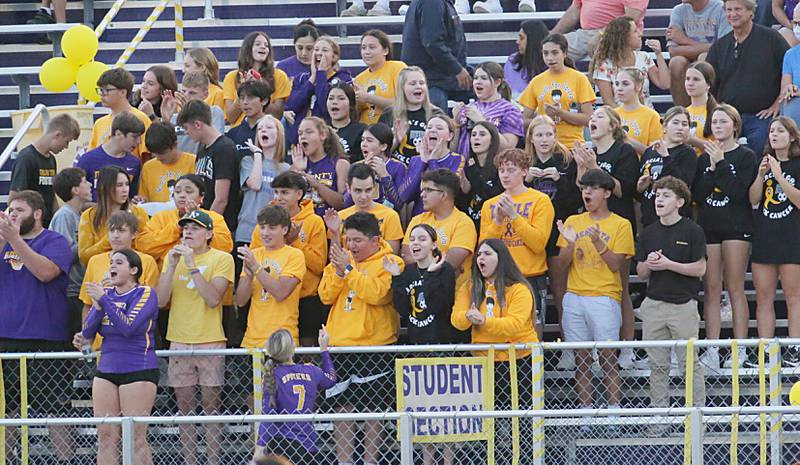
top-left (565, 28), bottom-right (602, 62)
top-left (562, 292), bottom-right (622, 342)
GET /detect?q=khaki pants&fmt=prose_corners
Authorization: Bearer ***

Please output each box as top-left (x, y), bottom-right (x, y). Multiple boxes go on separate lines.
top-left (640, 297), bottom-right (706, 408)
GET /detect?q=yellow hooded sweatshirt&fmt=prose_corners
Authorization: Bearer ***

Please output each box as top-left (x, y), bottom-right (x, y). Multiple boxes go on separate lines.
top-left (136, 207), bottom-right (233, 265)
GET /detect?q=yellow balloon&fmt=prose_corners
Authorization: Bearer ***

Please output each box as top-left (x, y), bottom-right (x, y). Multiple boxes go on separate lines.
top-left (62, 24), bottom-right (99, 66)
top-left (790, 381), bottom-right (800, 406)
top-left (39, 57), bottom-right (78, 93)
top-left (76, 61), bottom-right (109, 102)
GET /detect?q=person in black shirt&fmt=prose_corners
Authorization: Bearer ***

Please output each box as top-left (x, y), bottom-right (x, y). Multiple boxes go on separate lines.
top-left (693, 104), bottom-right (756, 369)
top-left (748, 116), bottom-right (800, 366)
top-left (10, 114), bottom-right (80, 227)
top-left (178, 100), bottom-right (242, 234)
top-left (637, 106), bottom-right (698, 227)
top-left (574, 106), bottom-right (640, 370)
top-left (327, 81), bottom-right (366, 163)
top-left (385, 223), bottom-right (460, 344)
top-left (458, 121), bottom-right (503, 229)
top-left (636, 176), bottom-right (706, 427)
top-left (706, 0), bottom-right (789, 155)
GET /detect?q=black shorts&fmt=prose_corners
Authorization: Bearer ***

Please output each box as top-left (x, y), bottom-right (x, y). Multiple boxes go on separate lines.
top-left (752, 230), bottom-right (800, 264)
top-left (703, 229), bottom-right (752, 244)
top-left (526, 275), bottom-right (548, 327)
top-left (0, 338), bottom-right (74, 417)
top-left (95, 368), bottom-right (160, 386)
top-left (322, 352), bottom-right (394, 413)
top-left (298, 295), bottom-right (330, 339)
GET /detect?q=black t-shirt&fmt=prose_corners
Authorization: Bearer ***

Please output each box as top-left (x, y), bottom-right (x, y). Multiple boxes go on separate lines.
top-left (596, 140), bottom-right (639, 233)
top-left (379, 106), bottom-right (430, 166)
top-left (693, 145), bottom-right (757, 234)
top-left (334, 120), bottom-right (366, 163)
top-left (752, 158), bottom-right (800, 258)
top-left (194, 134), bottom-right (242, 233)
top-left (638, 144), bottom-right (698, 227)
top-left (527, 152), bottom-right (582, 221)
top-left (10, 145), bottom-right (57, 226)
top-left (706, 25), bottom-right (789, 114)
top-left (457, 156), bottom-right (502, 229)
top-left (636, 217), bottom-right (706, 304)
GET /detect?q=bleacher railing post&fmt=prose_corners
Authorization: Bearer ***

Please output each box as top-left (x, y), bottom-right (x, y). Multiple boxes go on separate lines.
top-left (114, 0), bottom-right (170, 68)
top-left (690, 409), bottom-right (704, 465)
top-left (530, 343), bottom-right (544, 465)
top-left (94, 0), bottom-right (129, 38)
top-left (398, 413), bottom-right (412, 465)
top-left (121, 418), bottom-right (134, 465)
top-left (173, 0), bottom-right (184, 63)
top-left (203, 0), bottom-right (215, 20)
top-left (768, 340), bottom-right (782, 465)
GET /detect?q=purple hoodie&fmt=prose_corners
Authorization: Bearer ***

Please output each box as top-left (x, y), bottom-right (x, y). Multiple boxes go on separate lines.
top-left (398, 152), bottom-right (466, 216)
top-left (286, 69), bottom-right (353, 145)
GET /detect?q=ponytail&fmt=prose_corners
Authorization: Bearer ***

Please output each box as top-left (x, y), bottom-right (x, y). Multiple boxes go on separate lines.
top-left (263, 329), bottom-right (296, 411)
top-left (498, 81), bottom-right (512, 101)
top-left (702, 94), bottom-right (718, 139)
top-left (264, 357), bottom-right (278, 409)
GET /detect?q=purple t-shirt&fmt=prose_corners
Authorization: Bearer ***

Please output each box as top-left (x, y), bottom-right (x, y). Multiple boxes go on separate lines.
top-left (74, 146), bottom-right (141, 201)
top-left (306, 154), bottom-right (340, 217)
top-left (343, 158), bottom-right (407, 209)
top-left (455, 99), bottom-right (524, 156)
top-left (257, 351), bottom-right (336, 452)
top-left (82, 285), bottom-right (159, 373)
top-left (504, 53), bottom-right (532, 98)
top-left (399, 152), bottom-right (466, 216)
top-left (277, 55), bottom-right (310, 82)
top-left (0, 229), bottom-right (71, 341)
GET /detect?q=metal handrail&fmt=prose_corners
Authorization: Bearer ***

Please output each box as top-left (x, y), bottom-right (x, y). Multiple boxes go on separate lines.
top-left (0, 104), bottom-right (49, 171)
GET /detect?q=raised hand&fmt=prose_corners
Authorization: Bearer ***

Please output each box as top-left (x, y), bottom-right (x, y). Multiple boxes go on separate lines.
top-left (86, 282), bottom-right (105, 304)
top-left (291, 145), bottom-right (308, 171)
top-left (318, 324), bottom-right (329, 350)
top-left (323, 208), bottom-right (341, 234)
top-left (427, 253), bottom-right (446, 272)
top-left (556, 220), bottom-right (577, 244)
top-left (285, 221), bottom-right (302, 244)
top-left (382, 255), bottom-right (402, 276)
top-left (704, 140), bottom-right (724, 166)
top-left (244, 138), bottom-right (262, 157)
top-left (237, 246), bottom-right (259, 275)
top-left (644, 39), bottom-right (662, 54)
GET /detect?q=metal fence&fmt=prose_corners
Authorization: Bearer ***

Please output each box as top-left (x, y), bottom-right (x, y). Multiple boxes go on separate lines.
top-left (2, 340), bottom-right (800, 464)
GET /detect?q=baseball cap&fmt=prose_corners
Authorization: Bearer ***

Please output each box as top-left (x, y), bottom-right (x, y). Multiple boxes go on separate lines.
top-left (178, 210), bottom-right (213, 230)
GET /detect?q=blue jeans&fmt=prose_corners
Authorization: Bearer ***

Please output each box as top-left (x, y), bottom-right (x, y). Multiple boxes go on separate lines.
top-left (783, 97), bottom-right (800, 128)
top-left (741, 113), bottom-right (770, 155)
top-left (428, 85), bottom-right (475, 116)
top-left (756, 0), bottom-right (776, 26)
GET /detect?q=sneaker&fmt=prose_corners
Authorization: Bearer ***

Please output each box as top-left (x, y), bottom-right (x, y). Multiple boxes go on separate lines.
top-left (518, 0), bottom-right (537, 11)
top-left (27, 9), bottom-right (55, 24)
top-left (398, 4), bottom-right (409, 14)
top-left (454, 0), bottom-right (471, 14)
top-left (618, 347), bottom-right (648, 370)
top-left (785, 346), bottom-right (800, 368)
top-left (723, 347), bottom-right (747, 369)
top-left (699, 347), bottom-right (720, 371)
top-left (473, 0), bottom-right (503, 12)
top-left (367, 4), bottom-right (391, 15)
top-left (556, 350), bottom-right (576, 370)
top-left (340, 4), bottom-right (367, 16)
top-left (742, 349), bottom-right (760, 369)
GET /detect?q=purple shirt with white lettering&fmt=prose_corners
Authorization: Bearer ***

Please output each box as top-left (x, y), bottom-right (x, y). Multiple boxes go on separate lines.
top-left (257, 351), bottom-right (336, 452)
top-left (74, 146), bottom-right (141, 201)
top-left (306, 154), bottom-right (340, 216)
top-left (399, 152), bottom-right (466, 216)
top-left (343, 158), bottom-right (407, 209)
top-left (455, 99), bottom-right (524, 156)
top-left (82, 285), bottom-right (159, 373)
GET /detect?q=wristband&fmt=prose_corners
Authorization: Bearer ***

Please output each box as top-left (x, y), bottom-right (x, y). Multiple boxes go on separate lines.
top-left (596, 245), bottom-right (609, 255)
top-left (253, 265), bottom-right (263, 275)
top-left (189, 268), bottom-right (201, 275)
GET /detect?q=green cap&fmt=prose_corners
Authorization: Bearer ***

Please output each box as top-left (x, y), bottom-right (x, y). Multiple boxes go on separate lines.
top-left (178, 210), bottom-right (213, 230)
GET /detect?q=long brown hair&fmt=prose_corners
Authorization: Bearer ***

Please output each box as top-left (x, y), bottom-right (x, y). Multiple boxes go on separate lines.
top-left (687, 61), bottom-right (717, 138)
top-left (187, 47), bottom-right (221, 87)
top-left (469, 239), bottom-right (532, 309)
top-left (589, 16), bottom-right (635, 78)
top-left (237, 31), bottom-right (276, 91)
top-left (93, 166), bottom-right (131, 231)
top-left (764, 116), bottom-right (800, 159)
top-left (304, 116), bottom-right (347, 159)
top-left (475, 61), bottom-right (512, 101)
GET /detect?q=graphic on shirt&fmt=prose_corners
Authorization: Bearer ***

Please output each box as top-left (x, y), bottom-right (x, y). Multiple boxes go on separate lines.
top-left (367, 84), bottom-right (378, 121)
top-left (308, 172), bottom-right (335, 210)
top-left (406, 279), bottom-right (435, 328)
top-left (598, 160), bottom-right (613, 174)
top-left (338, 135), bottom-right (351, 155)
top-left (761, 173), bottom-right (796, 219)
top-left (621, 119), bottom-right (643, 138)
top-left (396, 118), bottom-right (427, 166)
top-left (259, 259), bottom-right (282, 302)
top-left (574, 228), bottom-right (612, 270)
top-left (195, 156), bottom-right (214, 180)
top-left (181, 265), bottom-right (209, 289)
top-left (436, 227), bottom-right (449, 246)
top-left (155, 170), bottom-right (184, 197)
top-left (705, 164), bottom-right (735, 207)
top-left (485, 288), bottom-right (495, 318)
top-left (410, 286), bottom-right (427, 316)
top-left (3, 250), bottom-right (23, 271)
top-left (38, 168), bottom-right (56, 187)
top-left (344, 289), bottom-right (356, 312)
top-left (641, 159), bottom-right (664, 200)
top-left (537, 82), bottom-right (576, 112)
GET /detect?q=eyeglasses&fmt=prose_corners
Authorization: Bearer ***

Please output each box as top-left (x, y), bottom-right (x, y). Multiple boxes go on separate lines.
top-left (421, 187), bottom-right (444, 194)
top-left (95, 87), bottom-right (120, 96)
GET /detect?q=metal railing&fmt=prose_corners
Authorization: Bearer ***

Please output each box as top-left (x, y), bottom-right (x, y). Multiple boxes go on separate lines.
top-left (0, 104), bottom-right (49, 189)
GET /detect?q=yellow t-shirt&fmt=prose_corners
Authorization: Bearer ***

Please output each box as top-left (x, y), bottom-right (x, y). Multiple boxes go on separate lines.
top-left (206, 84), bottom-right (225, 112)
top-left (80, 250), bottom-right (160, 306)
top-left (556, 212), bottom-right (635, 302)
top-left (336, 203), bottom-right (404, 243)
top-left (354, 60), bottom-right (407, 125)
top-left (164, 247), bottom-right (234, 343)
top-left (479, 188), bottom-right (555, 277)
top-left (688, 104), bottom-right (710, 154)
top-left (139, 152), bottom-right (196, 203)
top-left (615, 105), bottom-right (663, 153)
top-left (223, 69), bottom-right (292, 125)
top-left (88, 107), bottom-right (152, 160)
top-left (241, 245), bottom-right (306, 348)
top-left (518, 67), bottom-right (595, 148)
top-left (404, 209), bottom-right (477, 286)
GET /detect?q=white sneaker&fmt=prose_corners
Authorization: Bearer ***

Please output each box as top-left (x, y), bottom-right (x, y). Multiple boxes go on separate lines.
top-left (367, 3), bottom-right (391, 15)
top-left (670, 349), bottom-right (679, 370)
top-left (454, 0), bottom-right (471, 14)
top-left (398, 4), bottom-right (408, 14)
top-left (591, 348), bottom-right (602, 374)
top-left (700, 347), bottom-right (720, 371)
top-left (340, 3), bottom-right (367, 16)
top-left (473, 0), bottom-right (503, 13)
top-left (557, 350), bottom-right (576, 370)
top-left (618, 347), bottom-right (636, 370)
top-left (518, 0), bottom-right (536, 11)
top-left (723, 347), bottom-right (747, 369)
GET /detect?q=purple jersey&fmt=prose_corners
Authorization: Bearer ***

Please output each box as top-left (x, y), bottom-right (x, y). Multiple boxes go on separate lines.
top-left (343, 158), bottom-right (407, 209)
top-left (83, 285), bottom-right (159, 374)
top-left (277, 55), bottom-right (310, 82)
top-left (455, 99), bottom-right (524, 156)
top-left (74, 146), bottom-right (141, 201)
top-left (306, 154), bottom-right (339, 216)
top-left (0, 229), bottom-right (71, 341)
top-left (399, 152), bottom-right (466, 216)
top-left (257, 351), bottom-right (336, 452)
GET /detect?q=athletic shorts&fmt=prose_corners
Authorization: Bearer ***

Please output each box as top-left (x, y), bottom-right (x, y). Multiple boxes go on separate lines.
top-left (703, 229), bottom-right (752, 244)
top-left (298, 295), bottom-right (330, 339)
top-left (526, 275), bottom-right (548, 327)
top-left (562, 293), bottom-right (622, 342)
top-left (0, 338), bottom-right (74, 417)
top-left (167, 341), bottom-right (226, 388)
top-left (96, 368), bottom-right (160, 386)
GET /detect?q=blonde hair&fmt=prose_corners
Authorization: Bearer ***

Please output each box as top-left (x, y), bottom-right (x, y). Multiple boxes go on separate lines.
top-left (257, 115), bottom-right (286, 165)
top-left (618, 67), bottom-right (646, 104)
top-left (596, 106), bottom-right (627, 141)
top-left (392, 66), bottom-right (434, 128)
top-left (316, 36), bottom-right (341, 66)
top-left (187, 47), bottom-right (221, 87)
top-left (525, 115), bottom-right (572, 166)
top-left (264, 329), bottom-right (295, 410)
top-left (303, 116), bottom-right (347, 159)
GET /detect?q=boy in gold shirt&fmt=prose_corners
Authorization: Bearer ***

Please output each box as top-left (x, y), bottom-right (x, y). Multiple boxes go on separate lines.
top-left (235, 205), bottom-right (305, 347)
top-left (480, 148), bottom-right (554, 335)
top-left (141, 121), bottom-right (196, 203)
top-left (555, 169), bottom-right (635, 416)
top-left (89, 68), bottom-right (152, 160)
top-left (318, 211), bottom-right (403, 465)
